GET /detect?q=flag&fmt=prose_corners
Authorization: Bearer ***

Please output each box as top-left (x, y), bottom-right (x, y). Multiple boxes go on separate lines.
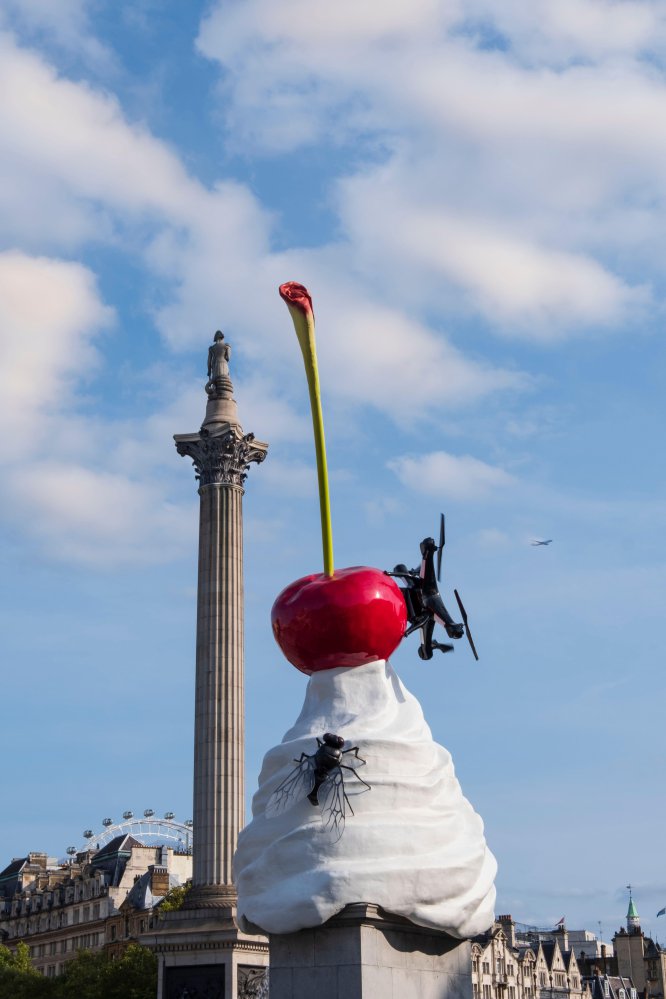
top-left (556, 917), bottom-right (566, 926)
top-left (657, 908), bottom-right (666, 918)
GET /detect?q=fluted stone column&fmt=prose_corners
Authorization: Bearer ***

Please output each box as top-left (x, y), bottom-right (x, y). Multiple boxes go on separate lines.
top-left (174, 332), bottom-right (268, 911)
top-left (193, 482), bottom-right (243, 897)
top-left (149, 332), bottom-right (269, 999)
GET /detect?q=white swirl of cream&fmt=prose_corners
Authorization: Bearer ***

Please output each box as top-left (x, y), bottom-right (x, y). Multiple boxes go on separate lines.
top-left (234, 659), bottom-right (496, 937)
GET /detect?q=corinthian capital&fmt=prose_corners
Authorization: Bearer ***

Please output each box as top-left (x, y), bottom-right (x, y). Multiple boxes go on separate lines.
top-left (175, 429), bottom-right (268, 488)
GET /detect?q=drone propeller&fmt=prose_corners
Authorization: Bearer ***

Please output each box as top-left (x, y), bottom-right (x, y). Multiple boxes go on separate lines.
top-left (436, 513), bottom-right (445, 583)
top-left (453, 589), bottom-right (479, 661)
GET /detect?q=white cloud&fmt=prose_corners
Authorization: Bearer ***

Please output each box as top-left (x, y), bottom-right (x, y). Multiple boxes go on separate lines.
top-left (233, 377), bottom-right (309, 445)
top-left (0, 33), bottom-right (532, 567)
top-left (0, 0), bottom-right (116, 70)
top-left (198, 0), bottom-right (666, 338)
top-left (389, 450), bottom-right (515, 499)
top-left (0, 249), bottom-right (197, 565)
top-left (0, 32), bottom-right (528, 412)
top-left (465, 0), bottom-right (665, 65)
top-left (363, 496), bottom-right (404, 526)
top-left (0, 251), bottom-right (113, 459)
top-left (475, 527), bottom-right (511, 549)
top-left (0, 32), bottom-right (200, 218)
top-left (337, 176), bottom-right (645, 335)
top-left (257, 458), bottom-right (317, 498)
top-left (314, 292), bottom-right (525, 414)
top-left (6, 462), bottom-right (196, 566)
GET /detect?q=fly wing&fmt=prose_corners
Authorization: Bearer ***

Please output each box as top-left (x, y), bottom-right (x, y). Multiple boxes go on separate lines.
top-left (266, 755), bottom-right (316, 818)
top-left (318, 768), bottom-right (347, 842)
top-left (339, 747), bottom-right (371, 797)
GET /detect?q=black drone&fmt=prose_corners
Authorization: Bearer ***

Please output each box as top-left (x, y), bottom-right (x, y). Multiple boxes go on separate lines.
top-left (265, 733), bottom-right (370, 840)
top-left (386, 514), bottom-right (479, 662)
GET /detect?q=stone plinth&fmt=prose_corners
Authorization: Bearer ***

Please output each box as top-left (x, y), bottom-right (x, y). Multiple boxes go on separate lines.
top-left (146, 906), bottom-right (268, 999)
top-left (268, 903), bottom-right (472, 999)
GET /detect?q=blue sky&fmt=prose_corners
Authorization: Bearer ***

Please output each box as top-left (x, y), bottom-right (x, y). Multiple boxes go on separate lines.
top-left (0, 0), bottom-right (665, 939)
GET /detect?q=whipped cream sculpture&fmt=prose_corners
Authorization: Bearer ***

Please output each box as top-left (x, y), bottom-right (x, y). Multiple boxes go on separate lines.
top-left (233, 282), bottom-right (497, 937)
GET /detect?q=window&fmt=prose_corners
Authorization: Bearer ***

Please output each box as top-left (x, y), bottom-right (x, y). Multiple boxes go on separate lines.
top-left (60, 940), bottom-right (67, 954)
top-left (526, 989), bottom-right (532, 999)
top-left (110, 925), bottom-right (117, 941)
top-left (619, 990), bottom-right (626, 999)
top-left (82, 906), bottom-right (90, 921)
top-left (474, 985), bottom-right (479, 999)
top-left (483, 986), bottom-right (492, 999)
top-left (484, 963), bottom-right (491, 975)
top-left (73, 910), bottom-right (80, 925)
top-left (49, 942), bottom-right (56, 955)
top-left (92, 903), bottom-right (99, 919)
top-left (604, 982), bottom-right (610, 998)
top-left (573, 978), bottom-right (579, 989)
top-left (509, 986), bottom-right (516, 999)
top-left (508, 966), bottom-right (514, 977)
top-left (540, 973), bottom-right (547, 987)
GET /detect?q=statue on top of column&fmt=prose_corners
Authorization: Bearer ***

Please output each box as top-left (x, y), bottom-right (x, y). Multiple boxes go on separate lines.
top-left (205, 331), bottom-right (233, 397)
top-left (207, 330), bottom-right (230, 380)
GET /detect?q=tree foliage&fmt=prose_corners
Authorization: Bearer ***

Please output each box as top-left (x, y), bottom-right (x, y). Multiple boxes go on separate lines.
top-left (158, 879), bottom-right (191, 913)
top-left (0, 942), bottom-right (52, 998)
top-left (54, 944), bottom-right (157, 999)
top-left (0, 943), bottom-right (157, 999)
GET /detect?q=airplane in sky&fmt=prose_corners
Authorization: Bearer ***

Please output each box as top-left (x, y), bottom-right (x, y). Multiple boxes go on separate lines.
top-left (531, 539), bottom-right (553, 546)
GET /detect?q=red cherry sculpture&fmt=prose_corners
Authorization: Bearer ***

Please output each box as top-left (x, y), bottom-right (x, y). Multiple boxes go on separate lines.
top-left (271, 566), bottom-right (407, 675)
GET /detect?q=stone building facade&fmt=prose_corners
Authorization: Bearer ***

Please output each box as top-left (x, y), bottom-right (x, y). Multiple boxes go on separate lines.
top-left (0, 835), bottom-right (191, 977)
top-left (614, 898), bottom-right (666, 999)
top-left (472, 916), bottom-right (590, 999)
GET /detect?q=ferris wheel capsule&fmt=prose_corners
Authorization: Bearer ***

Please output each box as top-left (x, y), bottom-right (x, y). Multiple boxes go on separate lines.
top-left (66, 847), bottom-right (76, 856)
top-left (143, 808), bottom-right (155, 818)
top-left (122, 810), bottom-right (133, 820)
top-left (83, 830), bottom-right (94, 839)
top-left (164, 811), bottom-right (175, 820)
top-left (102, 818), bottom-right (113, 827)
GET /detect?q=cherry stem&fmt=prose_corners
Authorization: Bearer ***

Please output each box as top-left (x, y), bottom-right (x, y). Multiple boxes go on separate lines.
top-left (284, 300), bottom-right (334, 577)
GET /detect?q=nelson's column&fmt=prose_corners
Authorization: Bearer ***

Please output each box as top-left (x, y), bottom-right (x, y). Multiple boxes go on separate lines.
top-left (151, 332), bottom-right (269, 999)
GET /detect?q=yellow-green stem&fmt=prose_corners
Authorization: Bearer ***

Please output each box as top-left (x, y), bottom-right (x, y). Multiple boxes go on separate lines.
top-left (289, 307), bottom-right (334, 577)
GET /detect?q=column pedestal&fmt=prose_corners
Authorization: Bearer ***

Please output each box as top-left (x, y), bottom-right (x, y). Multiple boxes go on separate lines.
top-left (268, 903), bottom-right (472, 999)
top-left (147, 906), bottom-right (268, 999)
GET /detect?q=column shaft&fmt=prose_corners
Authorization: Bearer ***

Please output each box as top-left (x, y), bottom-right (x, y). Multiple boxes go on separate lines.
top-left (192, 482), bottom-right (244, 892)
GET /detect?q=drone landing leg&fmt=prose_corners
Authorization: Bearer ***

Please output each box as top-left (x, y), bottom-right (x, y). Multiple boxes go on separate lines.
top-left (432, 640), bottom-right (454, 655)
top-left (405, 613), bottom-right (429, 638)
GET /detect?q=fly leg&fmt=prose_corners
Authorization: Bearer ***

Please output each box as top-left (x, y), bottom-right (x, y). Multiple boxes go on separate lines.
top-left (307, 767), bottom-right (328, 805)
top-left (339, 763), bottom-right (371, 792)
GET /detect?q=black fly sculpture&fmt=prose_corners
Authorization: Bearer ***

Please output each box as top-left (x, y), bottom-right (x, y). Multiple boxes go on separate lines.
top-left (386, 514), bottom-right (479, 662)
top-left (265, 733), bottom-right (370, 840)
